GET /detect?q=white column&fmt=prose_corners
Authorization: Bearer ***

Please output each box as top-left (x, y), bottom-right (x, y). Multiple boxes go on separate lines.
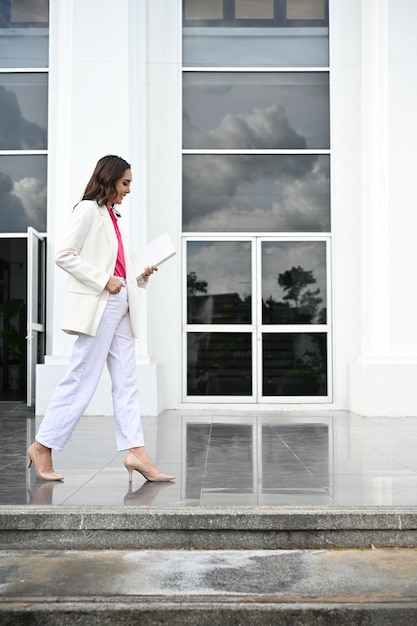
top-left (350, 0), bottom-right (417, 415)
top-left (46, 0), bottom-right (74, 359)
top-left (360, 0), bottom-right (389, 359)
top-left (36, 0), bottom-right (160, 415)
top-left (128, 0), bottom-right (151, 362)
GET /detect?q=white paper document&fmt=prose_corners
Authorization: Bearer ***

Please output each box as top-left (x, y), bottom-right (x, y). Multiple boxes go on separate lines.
top-left (132, 233), bottom-right (176, 279)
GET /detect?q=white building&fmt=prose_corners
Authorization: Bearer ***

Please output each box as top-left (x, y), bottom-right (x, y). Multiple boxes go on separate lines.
top-left (0, 0), bottom-right (416, 418)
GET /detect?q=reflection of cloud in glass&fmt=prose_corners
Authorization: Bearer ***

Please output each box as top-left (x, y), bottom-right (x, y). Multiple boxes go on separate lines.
top-left (262, 241), bottom-right (326, 304)
top-left (0, 83), bottom-right (47, 149)
top-left (184, 103), bottom-right (306, 150)
top-left (14, 176), bottom-right (47, 214)
top-left (188, 241), bottom-right (251, 300)
top-left (183, 72), bottom-right (329, 149)
top-left (0, 169), bottom-right (46, 232)
top-left (183, 154), bottom-right (330, 232)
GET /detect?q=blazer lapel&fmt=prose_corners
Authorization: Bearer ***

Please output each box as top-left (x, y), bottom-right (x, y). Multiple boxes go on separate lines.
top-left (98, 204), bottom-right (117, 248)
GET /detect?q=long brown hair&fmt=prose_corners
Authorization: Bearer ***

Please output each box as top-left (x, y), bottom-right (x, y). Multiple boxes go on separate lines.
top-left (82, 155), bottom-right (131, 206)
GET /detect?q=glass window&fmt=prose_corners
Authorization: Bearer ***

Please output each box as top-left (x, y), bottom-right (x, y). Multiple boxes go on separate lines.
top-left (0, 73), bottom-right (48, 149)
top-left (1, 0), bottom-right (49, 26)
top-left (184, 0), bottom-right (223, 21)
top-left (0, 0), bottom-right (49, 67)
top-left (262, 241), bottom-right (327, 324)
top-left (287, 0), bottom-right (326, 21)
top-left (183, 0), bottom-right (328, 26)
top-left (187, 241), bottom-right (252, 323)
top-left (263, 332), bottom-right (327, 396)
top-left (183, 72), bottom-right (329, 150)
top-left (0, 155), bottom-right (47, 232)
top-left (187, 332), bottom-right (252, 395)
top-left (182, 0), bottom-right (328, 67)
top-left (183, 29), bottom-right (329, 68)
top-left (183, 155), bottom-right (330, 232)
top-left (235, 0), bottom-right (274, 20)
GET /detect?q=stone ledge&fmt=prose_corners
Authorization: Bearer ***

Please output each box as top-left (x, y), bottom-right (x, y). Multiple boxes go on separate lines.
top-left (1, 505), bottom-right (417, 529)
top-left (1, 599), bottom-right (417, 626)
top-left (1, 506), bottom-right (417, 549)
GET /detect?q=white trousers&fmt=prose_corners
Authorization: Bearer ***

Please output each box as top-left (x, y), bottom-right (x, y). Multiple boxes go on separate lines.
top-left (36, 282), bottom-right (144, 451)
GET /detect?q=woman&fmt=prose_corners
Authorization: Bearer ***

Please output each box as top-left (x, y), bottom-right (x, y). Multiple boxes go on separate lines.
top-left (27, 155), bottom-right (174, 484)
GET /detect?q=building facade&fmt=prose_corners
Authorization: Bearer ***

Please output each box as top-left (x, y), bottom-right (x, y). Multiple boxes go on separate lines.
top-left (0, 0), bottom-right (416, 417)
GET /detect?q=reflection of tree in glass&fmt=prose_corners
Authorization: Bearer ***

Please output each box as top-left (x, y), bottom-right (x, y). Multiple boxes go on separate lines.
top-left (278, 265), bottom-right (323, 324)
top-left (276, 266), bottom-right (326, 393)
top-left (187, 271), bottom-right (209, 325)
top-left (297, 334), bottom-right (327, 385)
top-left (187, 271), bottom-right (208, 295)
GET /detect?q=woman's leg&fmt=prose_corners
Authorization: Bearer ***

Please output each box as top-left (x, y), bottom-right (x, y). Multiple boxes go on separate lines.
top-left (107, 310), bottom-right (174, 481)
top-left (36, 291), bottom-right (128, 451)
top-left (106, 311), bottom-right (144, 451)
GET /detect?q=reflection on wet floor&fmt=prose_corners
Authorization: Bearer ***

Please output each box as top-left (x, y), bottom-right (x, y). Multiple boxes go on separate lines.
top-left (2, 404), bottom-right (417, 507)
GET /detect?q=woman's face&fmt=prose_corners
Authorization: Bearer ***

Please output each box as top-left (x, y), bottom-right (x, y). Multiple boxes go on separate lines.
top-left (110, 168), bottom-right (132, 205)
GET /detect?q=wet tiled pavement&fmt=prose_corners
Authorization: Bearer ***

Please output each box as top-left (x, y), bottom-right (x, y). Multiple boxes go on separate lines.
top-left (2, 403), bottom-right (417, 507)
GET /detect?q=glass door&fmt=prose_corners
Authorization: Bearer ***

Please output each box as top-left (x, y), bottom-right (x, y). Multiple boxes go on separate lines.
top-left (183, 235), bottom-right (331, 402)
top-left (26, 227), bottom-right (46, 407)
top-left (259, 237), bottom-right (330, 401)
top-left (0, 237), bottom-right (27, 401)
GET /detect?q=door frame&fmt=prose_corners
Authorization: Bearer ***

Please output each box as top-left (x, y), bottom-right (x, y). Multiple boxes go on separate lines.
top-left (26, 227), bottom-right (46, 407)
top-left (182, 234), bottom-right (332, 403)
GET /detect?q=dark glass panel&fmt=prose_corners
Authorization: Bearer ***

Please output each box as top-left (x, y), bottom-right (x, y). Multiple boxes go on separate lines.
top-left (183, 72), bottom-right (329, 150)
top-left (183, 155), bottom-right (330, 232)
top-left (263, 332), bottom-right (327, 396)
top-left (184, 0), bottom-right (223, 20)
top-left (0, 155), bottom-right (47, 232)
top-left (235, 0), bottom-right (273, 19)
top-left (287, 0), bottom-right (325, 21)
top-left (4, 0), bottom-right (49, 25)
top-left (0, 238), bottom-right (27, 400)
top-left (187, 241), bottom-right (251, 324)
top-left (262, 241), bottom-right (327, 324)
top-left (0, 73), bottom-right (48, 149)
top-left (187, 332), bottom-right (252, 395)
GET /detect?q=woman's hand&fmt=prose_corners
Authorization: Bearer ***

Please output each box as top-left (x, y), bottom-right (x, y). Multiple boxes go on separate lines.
top-left (105, 277), bottom-right (126, 294)
top-left (142, 265), bottom-right (158, 282)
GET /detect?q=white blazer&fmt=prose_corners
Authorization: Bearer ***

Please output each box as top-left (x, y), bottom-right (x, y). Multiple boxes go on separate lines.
top-left (55, 200), bottom-right (146, 337)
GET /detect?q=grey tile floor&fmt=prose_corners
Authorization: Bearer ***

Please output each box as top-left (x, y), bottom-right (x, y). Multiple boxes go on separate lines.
top-left (2, 403), bottom-right (417, 507)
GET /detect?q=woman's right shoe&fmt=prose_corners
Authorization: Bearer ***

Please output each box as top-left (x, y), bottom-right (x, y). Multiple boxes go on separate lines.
top-left (27, 443), bottom-right (64, 482)
top-left (124, 453), bottom-right (175, 483)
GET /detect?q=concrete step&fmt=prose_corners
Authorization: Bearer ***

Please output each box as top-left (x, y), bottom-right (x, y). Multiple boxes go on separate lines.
top-left (1, 506), bottom-right (417, 550)
top-left (1, 547), bottom-right (417, 625)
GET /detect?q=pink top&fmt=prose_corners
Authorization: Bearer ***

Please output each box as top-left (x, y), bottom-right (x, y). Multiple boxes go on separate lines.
top-left (107, 207), bottom-right (126, 278)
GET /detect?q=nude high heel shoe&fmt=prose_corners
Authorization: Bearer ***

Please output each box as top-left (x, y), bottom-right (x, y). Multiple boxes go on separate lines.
top-left (124, 453), bottom-right (175, 483)
top-left (27, 443), bottom-right (64, 481)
